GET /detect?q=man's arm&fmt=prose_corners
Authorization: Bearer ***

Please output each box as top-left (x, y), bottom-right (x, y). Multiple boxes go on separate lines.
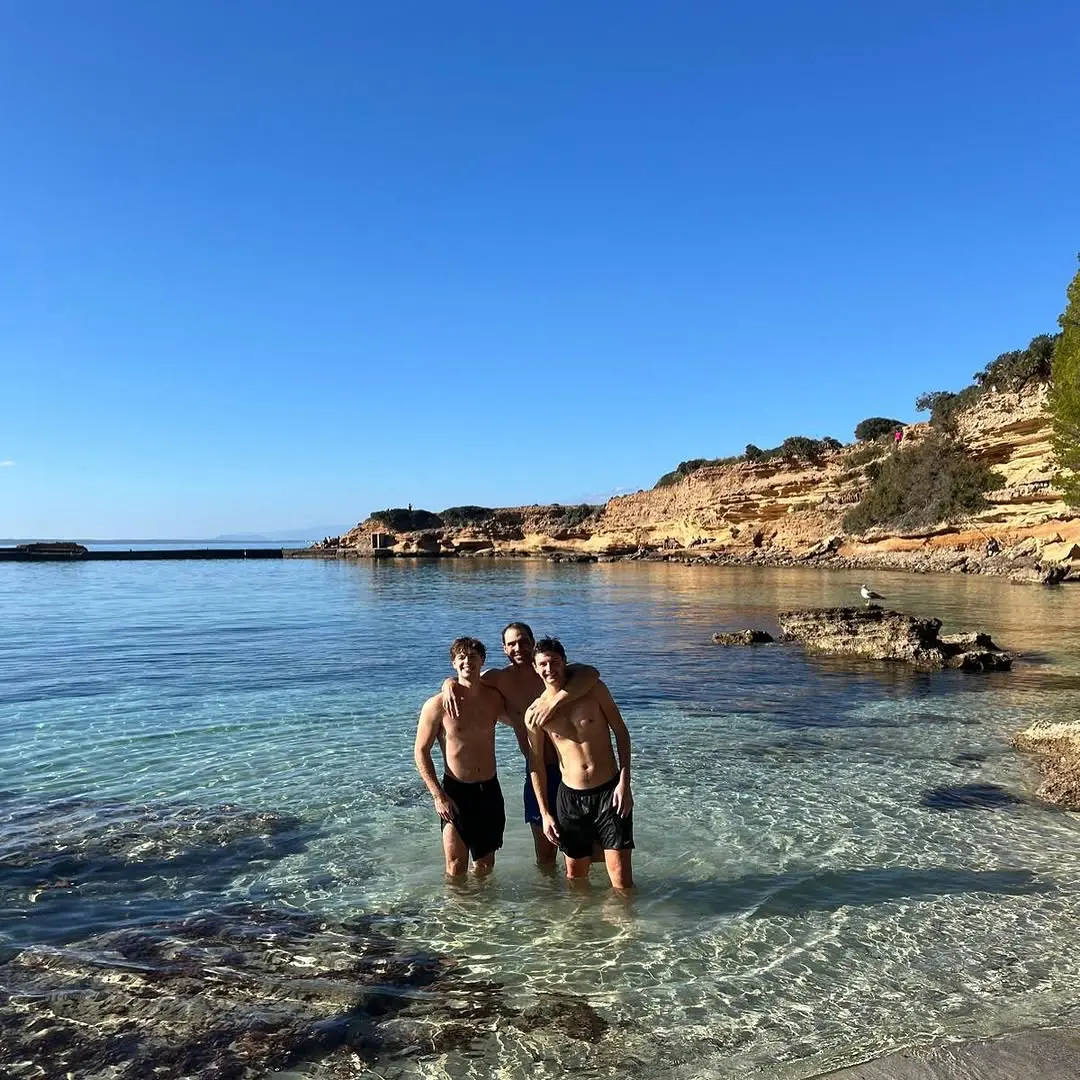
top-left (595, 680), bottom-right (632, 817)
top-left (526, 663), bottom-right (600, 729)
top-left (440, 667), bottom-right (503, 720)
top-left (527, 725), bottom-right (560, 845)
top-left (413, 697), bottom-right (456, 822)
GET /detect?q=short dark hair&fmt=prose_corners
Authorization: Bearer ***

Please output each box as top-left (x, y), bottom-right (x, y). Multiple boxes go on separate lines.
top-left (532, 637), bottom-right (566, 661)
top-left (449, 637), bottom-right (486, 662)
top-left (502, 621), bottom-right (534, 644)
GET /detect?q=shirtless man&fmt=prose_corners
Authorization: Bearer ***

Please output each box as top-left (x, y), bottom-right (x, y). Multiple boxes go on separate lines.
top-left (414, 637), bottom-right (512, 877)
top-left (442, 623), bottom-right (598, 866)
top-left (526, 637), bottom-right (634, 889)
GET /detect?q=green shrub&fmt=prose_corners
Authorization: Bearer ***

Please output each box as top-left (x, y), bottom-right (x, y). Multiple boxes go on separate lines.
top-left (1050, 260), bottom-right (1080, 505)
top-left (846, 442), bottom-right (888, 469)
top-left (744, 443), bottom-right (765, 461)
top-left (440, 505), bottom-right (495, 527)
top-left (843, 436), bottom-right (1002, 533)
top-left (914, 386), bottom-right (981, 431)
top-left (974, 333), bottom-right (1057, 391)
top-left (548, 503), bottom-right (601, 527)
top-left (369, 508), bottom-right (443, 532)
top-left (654, 456), bottom-right (739, 487)
top-left (855, 417), bottom-right (904, 442)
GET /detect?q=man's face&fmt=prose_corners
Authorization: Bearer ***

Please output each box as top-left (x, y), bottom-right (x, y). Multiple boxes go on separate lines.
top-left (452, 649), bottom-right (483, 682)
top-left (533, 649), bottom-right (566, 688)
top-left (502, 628), bottom-right (535, 666)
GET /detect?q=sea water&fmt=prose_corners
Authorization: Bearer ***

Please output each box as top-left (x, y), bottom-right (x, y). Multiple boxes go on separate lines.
top-left (2, 558), bottom-right (1079, 1078)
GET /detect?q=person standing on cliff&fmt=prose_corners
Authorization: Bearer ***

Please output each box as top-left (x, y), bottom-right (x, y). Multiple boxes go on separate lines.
top-left (441, 622), bottom-right (599, 867)
top-left (526, 638), bottom-right (634, 890)
top-left (414, 637), bottom-right (512, 877)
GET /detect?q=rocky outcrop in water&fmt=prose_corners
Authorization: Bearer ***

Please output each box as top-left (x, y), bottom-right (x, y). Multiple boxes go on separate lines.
top-left (775, 608), bottom-right (1012, 671)
top-left (711, 629), bottom-right (775, 645)
top-left (1013, 722), bottom-right (1080, 810)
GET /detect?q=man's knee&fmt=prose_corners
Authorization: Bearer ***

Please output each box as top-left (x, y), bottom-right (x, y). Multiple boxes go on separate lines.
top-left (445, 856), bottom-right (469, 877)
top-left (472, 853), bottom-right (495, 876)
top-left (565, 856), bottom-right (592, 879)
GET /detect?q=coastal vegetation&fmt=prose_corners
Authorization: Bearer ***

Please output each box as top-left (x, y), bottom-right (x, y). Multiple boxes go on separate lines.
top-left (854, 417), bottom-right (904, 441)
top-left (439, 505), bottom-right (495, 526)
top-left (842, 434), bottom-right (1002, 533)
top-left (654, 436), bottom-right (841, 487)
top-left (370, 508), bottom-right (443, 532)
top-left (1050, 260), bottom-right (1080, 506)
top-left (915, 332), bottom-right (1057, 431)
top-left (368, 503), bottom-right (601, 532)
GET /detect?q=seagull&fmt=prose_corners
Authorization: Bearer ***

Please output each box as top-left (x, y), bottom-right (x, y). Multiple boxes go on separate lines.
top-left (860, 584), bottom-right (885, 606)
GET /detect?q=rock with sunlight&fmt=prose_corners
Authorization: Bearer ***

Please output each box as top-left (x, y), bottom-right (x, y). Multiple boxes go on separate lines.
top-left (1013, 721), bottom-right (1080, 810)
top-left (711, 629), bottom-right (775, 645)
top-left (775, 608), bottom-right (1012, 671)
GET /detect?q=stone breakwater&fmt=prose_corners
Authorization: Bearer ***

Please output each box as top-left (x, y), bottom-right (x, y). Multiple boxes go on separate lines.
top-left (300, 385), bottom-right (1079, 582)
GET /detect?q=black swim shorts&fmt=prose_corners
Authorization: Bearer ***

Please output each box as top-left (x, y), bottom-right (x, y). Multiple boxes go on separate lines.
top-left (441, 773), bottom-right (505, 860)
top-left (556, 774), bottom-right (634, 860)
top-left (524, 762), bottom-right (562, 826)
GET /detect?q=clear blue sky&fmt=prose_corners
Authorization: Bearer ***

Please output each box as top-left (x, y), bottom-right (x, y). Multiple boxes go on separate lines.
top-left (2, 2), bottom-right (1077, 538)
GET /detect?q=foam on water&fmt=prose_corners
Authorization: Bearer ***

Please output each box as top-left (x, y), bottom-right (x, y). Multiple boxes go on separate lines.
top-left (2, 559), bottom-right (1080, 1077)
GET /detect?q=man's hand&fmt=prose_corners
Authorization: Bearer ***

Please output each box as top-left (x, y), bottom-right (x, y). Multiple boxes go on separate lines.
top-left (440, 678), bottom-right (464, 721)
top-left (526, 689), bottom-right (565, 730)
top-left (541, 812), bottom-right (561, 846)
top-left (432, 791), bottom-right (458, 823)
top-left (612, 778), bottom-right (633, 818)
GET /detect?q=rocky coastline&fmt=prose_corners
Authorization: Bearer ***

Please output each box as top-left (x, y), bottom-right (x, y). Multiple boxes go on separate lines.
top-left (297, 386), bottom-right (1079, 584)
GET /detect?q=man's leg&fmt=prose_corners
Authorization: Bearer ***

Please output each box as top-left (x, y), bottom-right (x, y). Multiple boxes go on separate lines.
top-left (604, 849), bottom-right (633, 890)
top-left (441, 824), bottom-right (469, 877)
top-left (531, 825), bottom-right (559, 868)
top-left (565, 855), bottom-right (592, 880)
top-left (472, 851), bottom-right (495, 876)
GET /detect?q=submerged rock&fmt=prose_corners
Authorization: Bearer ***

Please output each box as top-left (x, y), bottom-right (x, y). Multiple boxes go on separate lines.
top-left (509, 991), bottom-right (610, 1043)
top-left (0, 903), bottom-right (448, 1080)
top-left (711, 629), bottom-right (775, 645)
top-left (776, 607), bottom-right (1011, 671)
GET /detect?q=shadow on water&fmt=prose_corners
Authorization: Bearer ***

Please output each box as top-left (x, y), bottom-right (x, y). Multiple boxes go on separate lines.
top-left (650, 866), bottom-right (1044, 920)
top-left (920, 783), bottom-right (1025, 810)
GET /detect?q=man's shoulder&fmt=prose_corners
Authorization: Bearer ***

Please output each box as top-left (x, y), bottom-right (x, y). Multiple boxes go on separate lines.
top-left (419, 693), bottom-right (445, 719)
top-left (480, 666), bottom-right (507, 688)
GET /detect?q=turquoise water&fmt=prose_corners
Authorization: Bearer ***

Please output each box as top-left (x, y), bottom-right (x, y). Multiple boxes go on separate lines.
top-left (3, 559), bottom-right (1080, 1078)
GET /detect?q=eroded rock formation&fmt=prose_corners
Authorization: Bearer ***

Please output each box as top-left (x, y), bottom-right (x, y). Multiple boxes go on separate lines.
top-left (305, 385), bottom-right (1079, 577)
top-left (775, 608), bottom-right (1012, 671)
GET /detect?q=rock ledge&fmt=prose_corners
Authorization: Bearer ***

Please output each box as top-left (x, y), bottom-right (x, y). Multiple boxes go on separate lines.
top-left (776, 607), bottom-right (1012, 671)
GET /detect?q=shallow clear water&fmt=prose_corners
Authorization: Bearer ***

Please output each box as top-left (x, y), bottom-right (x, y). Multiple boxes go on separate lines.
top-left (3, 559), bottom-right (1080, 1078)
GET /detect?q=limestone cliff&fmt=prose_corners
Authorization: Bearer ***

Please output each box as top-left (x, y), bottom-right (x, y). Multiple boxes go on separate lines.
top-left (314, 384), bottom-right (1079, 573)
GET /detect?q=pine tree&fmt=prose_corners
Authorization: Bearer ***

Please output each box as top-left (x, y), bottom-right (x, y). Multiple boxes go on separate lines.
top-left (1050, 258), bottom-right (1080, 505)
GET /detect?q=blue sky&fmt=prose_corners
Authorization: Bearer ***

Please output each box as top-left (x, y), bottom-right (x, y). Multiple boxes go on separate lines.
top-left (1, 2), bottom-right (1077, 538)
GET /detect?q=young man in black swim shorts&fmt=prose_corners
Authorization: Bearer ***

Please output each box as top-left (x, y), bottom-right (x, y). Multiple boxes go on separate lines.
top-left (414, 637), bottom-right (511, 877)
top-left (439, 622), bottom-right (599, 867)
top-left (526, 638), bottom-right (635, 889)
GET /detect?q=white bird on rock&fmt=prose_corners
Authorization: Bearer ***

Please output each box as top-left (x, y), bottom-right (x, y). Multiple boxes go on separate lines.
top-left (860, 584), bottom-right (885, 606)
